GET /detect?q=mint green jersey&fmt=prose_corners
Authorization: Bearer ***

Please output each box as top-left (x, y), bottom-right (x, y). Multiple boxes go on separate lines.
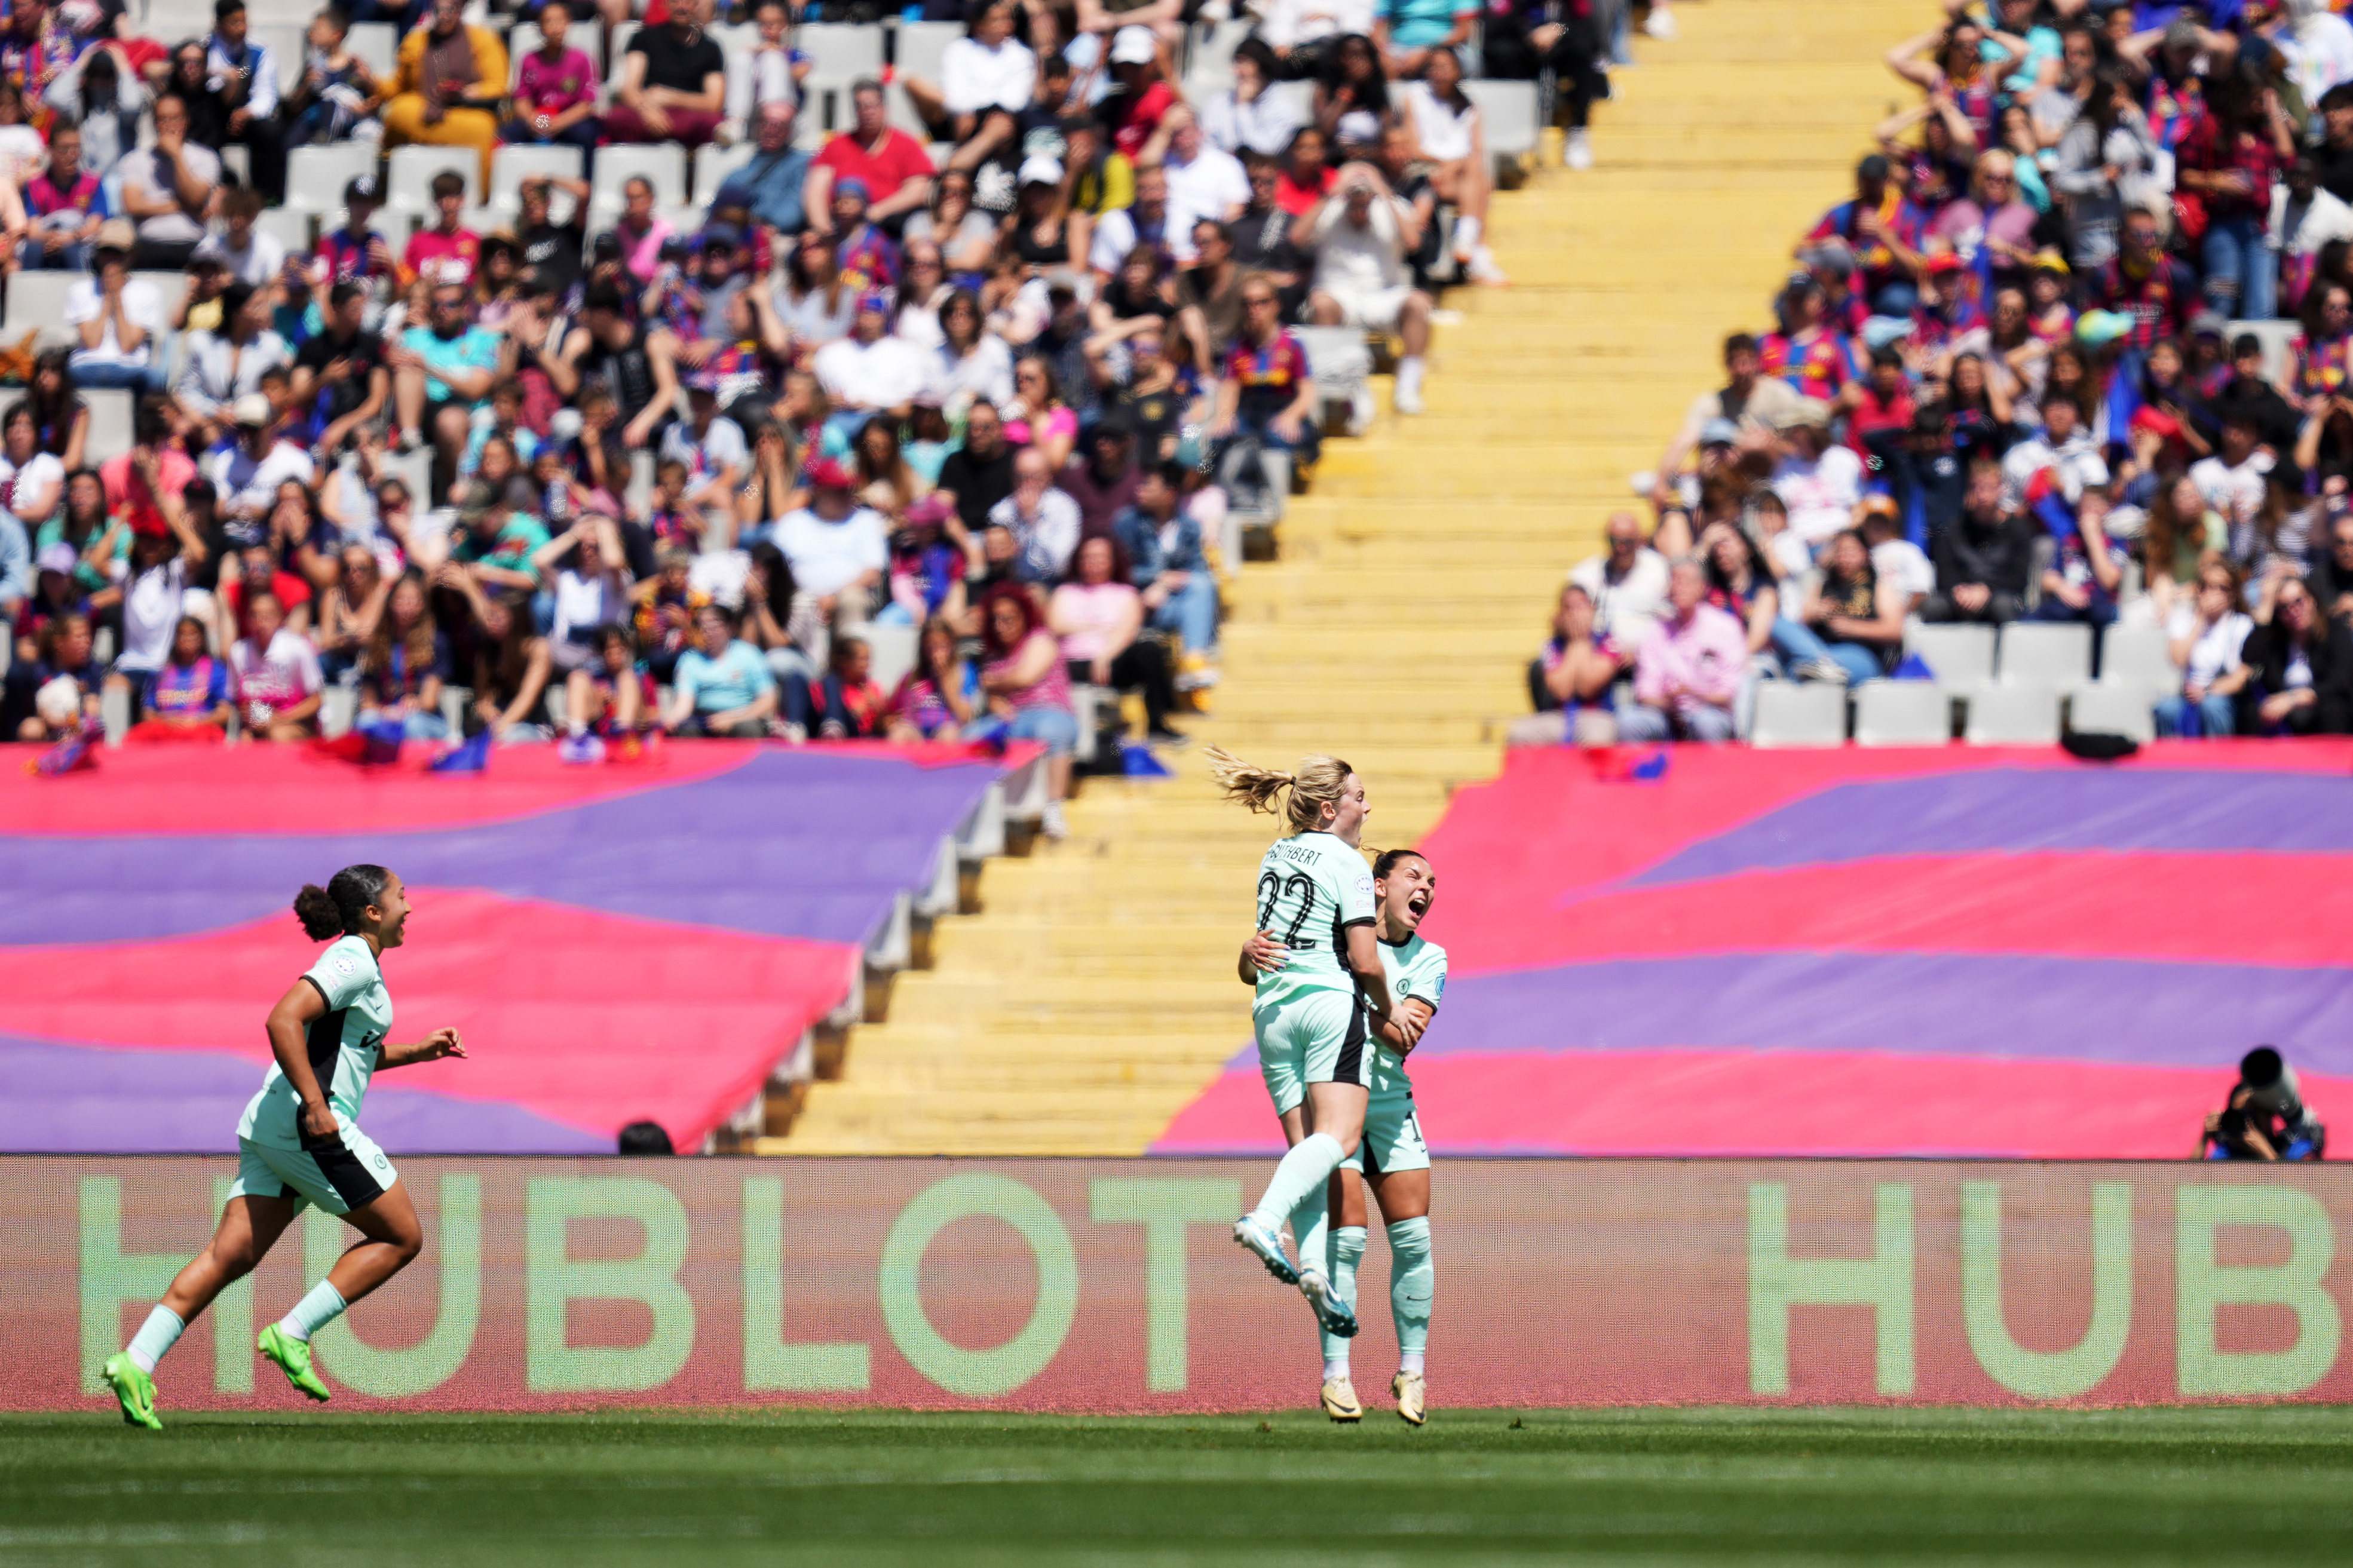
top-left (1371, 931), bottom-right (1448, 1090)
top-left (1251, 830), bottom-right (1377, 1011)
top-left (237, 934), bottom-right (393, 1150)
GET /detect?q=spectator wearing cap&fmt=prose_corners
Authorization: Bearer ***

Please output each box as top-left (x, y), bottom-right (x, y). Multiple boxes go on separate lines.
top-left (809, 79), bottom-right (938, 235)
top-left (664, 603), bottom-right (778, 738)
top-left (812, 293), bottom-right (927, 440)
top-left (173, 281), bottom-right (289, 449)
top-left (652, 224), bottom-right (749, 355)
top-left (63, 224), bottom-right (167, 393)
top-left (1802, 154), bottom-right (1926, 317)
top-left (17, 121), bottom-right (105, 273)
top-left (382, 0), bottom-right (508, 186)
top-left (1298, 160), bottom-right (1434, 414)
top-left (603, 0), bottom-right (726, 147)
top-left (1089, 164), bottom-right (1173, 280)
top-left (773, 458), bottom-right (888, 646)
top-left (659, 379), bottom-right (748, 545)
top-left (118, 90), bottom-right (220, 271)
top-left (312, 176), bottom-right (397, 299)
top-left (1103, 26), bottom-right (1176, 161)
top-left (900, 0), bottom-right (1032, 179)
top-left (1925, 458), bottom-right (2035, 624)
top-left (1617, 557), bottom-right (1744, 744)
top-left (988, 444), bottom-right (1081, 585)
top-left (715, 100), bottom-right (814, 243)
top-left (1766, 398), bottom-right (1862, 570)
top-left (207, 393), bottom-right (316, 536)
top-left (504, 0), bottom-right (603, 170)
top-left (828, 177), bottom-right (905, 296)
top-left (1113, 458), bottom-right (1220, 668)
top-left (1154, 107), bottom-right (1252, 266)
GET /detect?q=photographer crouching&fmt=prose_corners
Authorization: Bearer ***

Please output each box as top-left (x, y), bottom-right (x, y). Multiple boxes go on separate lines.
top-left (2199, 1047), bottom-right (2328, 1161)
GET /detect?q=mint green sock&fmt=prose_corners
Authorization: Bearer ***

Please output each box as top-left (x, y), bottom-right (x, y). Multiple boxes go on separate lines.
top-left (1387, 1216), bottom-right (1432, 1368)
top-left (1249, 1133), bottom-right (1343, 1233)
top-left (1319, 1225), bottom-right (1367, 1376)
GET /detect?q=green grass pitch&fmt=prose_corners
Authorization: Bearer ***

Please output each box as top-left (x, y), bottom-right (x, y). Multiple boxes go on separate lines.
top-left (5, 1406), bottom-right (2351, 1565)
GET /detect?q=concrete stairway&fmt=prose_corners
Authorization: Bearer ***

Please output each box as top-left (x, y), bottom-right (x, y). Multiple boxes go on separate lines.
top-left (774, 0), bottom-right (1927, 1155)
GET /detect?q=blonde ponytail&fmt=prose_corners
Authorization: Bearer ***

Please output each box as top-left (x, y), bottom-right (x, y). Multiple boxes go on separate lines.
top-left (1204, 745), bottom-right (1355, 835)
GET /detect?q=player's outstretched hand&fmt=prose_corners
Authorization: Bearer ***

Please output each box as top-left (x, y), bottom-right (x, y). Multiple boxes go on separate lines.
top-left (406, 1028), bottom-right (466, 1064)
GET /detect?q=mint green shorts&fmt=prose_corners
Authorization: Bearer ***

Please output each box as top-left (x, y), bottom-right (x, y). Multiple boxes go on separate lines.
top-left (1342, 1078), bottom-right (1430, 1175)
top-left (228, 1126), bottom-right (397, 1217)
top-left (1254, 987), bottom-right (1373, 1117)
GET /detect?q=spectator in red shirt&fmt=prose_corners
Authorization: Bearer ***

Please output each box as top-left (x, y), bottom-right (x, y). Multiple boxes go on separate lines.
top-left (1274, 126), bottom-right (1337, 217)
top-left (1104, 26), bottom-right (1175, 161)
top-left (1840, 345), bottom-right (1916, 463)
top-left (2176, 63), bottom-right (2296, 324)
top-left (2083, 205), bottom-right (2197, 352)
top-left (808, 79), bottom-right (936, 234)
top-left (403, 170), bottom-right (481, 290)
top-left (99, 402), bottom-right (199, 541)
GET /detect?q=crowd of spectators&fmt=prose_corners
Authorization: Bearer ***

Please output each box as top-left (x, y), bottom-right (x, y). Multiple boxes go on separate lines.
top-left (1520, 0), bottom-right (2353, 745)
top-left (0, 0), bottom-right (1611, 836)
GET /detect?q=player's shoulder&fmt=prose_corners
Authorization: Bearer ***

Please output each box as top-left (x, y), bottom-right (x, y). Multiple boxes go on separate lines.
top-left (310, 934), bottom-right (379, 986)
top-left (1412, 935), bottom-right (1450, 970)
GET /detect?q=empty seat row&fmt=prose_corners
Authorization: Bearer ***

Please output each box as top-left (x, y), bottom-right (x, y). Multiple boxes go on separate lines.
top-left (1751, 677), bottom-right (2167, 748)
top-left (1904, 619), bottom-right (2179, 695)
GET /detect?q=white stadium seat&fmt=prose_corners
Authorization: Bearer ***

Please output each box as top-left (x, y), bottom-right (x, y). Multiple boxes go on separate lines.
top-left (1750, 681), bottom-right (1848, 747)
top-left (287, 143), bottom-right (378, 214)
top-left (1852, 680), bottom-right (1951, 747)
top-left (490, 144), bottom-right (586, 213)
top-left (1965, 685), bottom-right (2061, 745)
top-left (1904, 621), bottom-right (1996, 690)
top-left (387, 144), bottom-right (479, 213)
top-left (1463, 79), bottom-right (1540, 158)
top-left (591, 143), bottom-right (688, 220)
top-left (2065, 685), bottom-right (2156, 742)
top-left (1997, 621), bottom-right (2094, 689)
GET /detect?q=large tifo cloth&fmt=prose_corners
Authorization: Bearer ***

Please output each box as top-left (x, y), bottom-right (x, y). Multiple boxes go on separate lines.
top-left (1155, 742), bottom-right (2353, 1159)
top-left (0, 744), bottom-right (1012, 1153)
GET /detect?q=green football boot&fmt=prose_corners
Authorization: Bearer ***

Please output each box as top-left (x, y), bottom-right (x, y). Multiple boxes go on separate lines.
top-left (258, 1324), bottom-right (332, 1403)
top-left (100, 1354), bottom-right (162, 1431)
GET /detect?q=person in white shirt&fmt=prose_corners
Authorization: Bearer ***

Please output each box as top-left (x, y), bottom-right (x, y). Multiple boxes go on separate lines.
top-left (0, 402), bottom-right (65, 535)
top-left (109, 526), bottom-right (208, 691)
top-left (722, 0), bottom-right (807, 139)
top-left (1300, 163), bottom-right (1434, 412)
top-left (1256, 0), bottom-right (1378, 76)
top-left (173, 281), bottom-right (292, 445)
top-left (207, 397), bottom-right (318, 531)
top-left (659, 382), bottom-right (750, 542)
top-left (1400, 49), bottom-right (1505, 284)
top-left (206, 0), bottom-right (287, 204)
top-left (1861, 501), bottom-right (1935, 612)
top-left (986, 445), bottom-right (1080, 583)
top-left (902, 0), bottom-right (1034, 176)
top-left (229, 585), bottom-right (325, 740)
top-left (772, 458), bottom-right (889, 639)
top-left (2157, 561), bottom-right (2253, 738)
top-left (1198, 39), bottom-right (1305, 158)
top-left (1999, 394), bottom-right (2108, 513)
top-left (532, 514), bottom-right (633, 673)
top-left (813, 293), bottom-right (929, 425)
top-left (192, 186), bottom-right (290, 289)
top-left (1568, 510), bottom-right (1670, 653)
top-left (2277, 0), bottom-right (2353, 127)
top-left (1156, 108), bottom-right (1252, 265)
top-left (2187, 413), bottom-right (2270, 542)
top-left (65, 226), bottom-right (167, 391)
top-left (2271, 153), bottom-right (2353, 282)
top-left (1767, 400), bottom-right (1864, 567)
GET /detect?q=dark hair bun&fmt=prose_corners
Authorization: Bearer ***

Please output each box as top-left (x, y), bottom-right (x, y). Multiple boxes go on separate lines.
top-left (293, 884), bottom-right (345, 941)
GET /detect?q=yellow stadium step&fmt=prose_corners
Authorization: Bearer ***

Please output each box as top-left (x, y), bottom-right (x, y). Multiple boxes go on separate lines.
top-left (773, 0), bottom-right (1933, 1156)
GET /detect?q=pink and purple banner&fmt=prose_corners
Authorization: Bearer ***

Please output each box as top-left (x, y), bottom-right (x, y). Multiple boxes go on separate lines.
top-left (0, 743), bottom-right (1015, 1154)
top-left (1156, 743), bottom-right (2353, 1160)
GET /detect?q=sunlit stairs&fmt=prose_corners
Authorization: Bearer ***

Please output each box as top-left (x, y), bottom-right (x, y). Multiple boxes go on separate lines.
top-left (771, 0), bottom-right (1931, 1155)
